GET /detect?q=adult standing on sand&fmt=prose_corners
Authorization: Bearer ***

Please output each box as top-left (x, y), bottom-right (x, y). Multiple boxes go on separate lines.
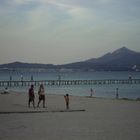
top-left (28, 85), bottom-right (35, 108)
top-left (37, 84), bottom-right (46, 108)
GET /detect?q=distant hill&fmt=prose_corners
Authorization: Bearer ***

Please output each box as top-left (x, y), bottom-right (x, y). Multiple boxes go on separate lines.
top-left (86, 47), bottom-right (140, 65)
top-left (0, 47), bottom-right (140, 71)
top-left (57, 47), bottom-right (140, 71)
top-left (0, 61), bottom-right (54, 69)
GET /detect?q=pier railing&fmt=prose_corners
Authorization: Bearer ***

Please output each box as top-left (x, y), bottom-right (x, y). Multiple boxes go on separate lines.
top-left (0, 79), bottom-right (140, 87)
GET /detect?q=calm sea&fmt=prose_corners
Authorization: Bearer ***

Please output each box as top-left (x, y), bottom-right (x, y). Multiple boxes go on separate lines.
top-left (0, 71), bottom-right (140, 99)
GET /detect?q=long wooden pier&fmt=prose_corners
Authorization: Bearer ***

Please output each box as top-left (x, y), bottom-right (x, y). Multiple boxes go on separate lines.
top-left (0, 79), bottom-right (140, 87)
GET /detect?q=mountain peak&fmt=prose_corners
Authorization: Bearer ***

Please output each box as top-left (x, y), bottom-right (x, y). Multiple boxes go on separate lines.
top-left (112, 46), bottom-right (135, 55)
top-left (120, 46), bottom-right (128, 50)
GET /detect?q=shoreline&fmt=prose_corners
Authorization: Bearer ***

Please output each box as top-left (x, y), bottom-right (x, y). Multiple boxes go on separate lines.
top-left (1, 90), bottom-right (140, 102)
top-left (0, 91), bottom-right (140, 113)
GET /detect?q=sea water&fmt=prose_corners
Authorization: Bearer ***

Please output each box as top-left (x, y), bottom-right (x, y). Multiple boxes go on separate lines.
top-left (0, 71), bottom-right (140, 99)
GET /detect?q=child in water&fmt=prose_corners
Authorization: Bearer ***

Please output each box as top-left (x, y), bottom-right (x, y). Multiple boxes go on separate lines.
top-left (64, 94), bottom-right (69, 110)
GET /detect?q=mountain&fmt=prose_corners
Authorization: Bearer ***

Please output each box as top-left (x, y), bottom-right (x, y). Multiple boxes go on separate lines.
top-left (0, 47), bottom-right (140, 71)
top-left (86, 46), bottom-right (140, 65)
top-left (0, 61), bottom-right (54, 69)
top-left (57, 47), bottom-right (140, 71)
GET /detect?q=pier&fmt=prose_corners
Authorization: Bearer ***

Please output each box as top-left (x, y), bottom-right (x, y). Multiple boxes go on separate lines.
top-left (0, 79), bottom-right (140, 87)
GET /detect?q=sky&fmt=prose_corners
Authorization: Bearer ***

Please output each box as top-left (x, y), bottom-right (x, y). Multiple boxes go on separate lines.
top-left (0, 0), bottom-right (140, 64)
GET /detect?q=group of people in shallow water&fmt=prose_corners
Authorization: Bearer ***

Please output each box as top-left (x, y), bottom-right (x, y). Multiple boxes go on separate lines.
top-left (28, 84), bottom-right (69, 109)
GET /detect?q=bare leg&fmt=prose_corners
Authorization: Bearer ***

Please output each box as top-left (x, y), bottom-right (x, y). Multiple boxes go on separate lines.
top-left (28, 102), bottom-right (30, 108)
top-left (33, 100), bottom-right (35, 108)
top-left (37, 100), bottom-right (41, 107)
top-left (43, 99), bottom-right (45, 108)
top-left (66, 103), bottom-right (69, 110)
top-left (28, 99), bottom-right (30, 108)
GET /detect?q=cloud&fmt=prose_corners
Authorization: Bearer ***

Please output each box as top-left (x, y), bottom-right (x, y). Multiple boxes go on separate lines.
top-left (6, 0), bottom-right (34, 5)
top-left (0, 0), bottom-right (140, 64)
top-left (1, 0), bottom-right (94, 35)
top-left (39, 0), bottom-right (93, 20)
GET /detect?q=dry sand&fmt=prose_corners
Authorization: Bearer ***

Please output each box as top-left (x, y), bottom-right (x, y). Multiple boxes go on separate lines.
top-left (0, 91), bottom-right (140, 140)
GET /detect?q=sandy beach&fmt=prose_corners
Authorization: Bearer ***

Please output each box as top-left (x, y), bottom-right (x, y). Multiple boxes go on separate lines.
top-left (0, 91), bottom-right (140, 140)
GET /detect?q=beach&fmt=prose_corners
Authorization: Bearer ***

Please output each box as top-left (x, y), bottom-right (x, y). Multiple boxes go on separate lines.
top-left (0, 91), bottom-right (140, 140)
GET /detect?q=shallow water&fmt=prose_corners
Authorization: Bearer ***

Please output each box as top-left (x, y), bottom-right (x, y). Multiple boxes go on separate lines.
top-left (0, 71), bottom-right (140, 99)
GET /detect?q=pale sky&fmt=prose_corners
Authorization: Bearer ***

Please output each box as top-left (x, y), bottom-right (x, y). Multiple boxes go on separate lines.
top-left (0, 0), bottom-right (140, 64)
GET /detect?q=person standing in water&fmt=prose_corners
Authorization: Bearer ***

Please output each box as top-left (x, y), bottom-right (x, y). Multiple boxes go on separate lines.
top-left (90, 88), bottom-right (95, 97)
top-left (116, 88), bottom-right (119, 99)
top-left (37, 84), bottom-right (46, 108)
top-left (90, 88), bottom-right (93, 97)
top-left (64, 94), bottom-right (69, 110)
